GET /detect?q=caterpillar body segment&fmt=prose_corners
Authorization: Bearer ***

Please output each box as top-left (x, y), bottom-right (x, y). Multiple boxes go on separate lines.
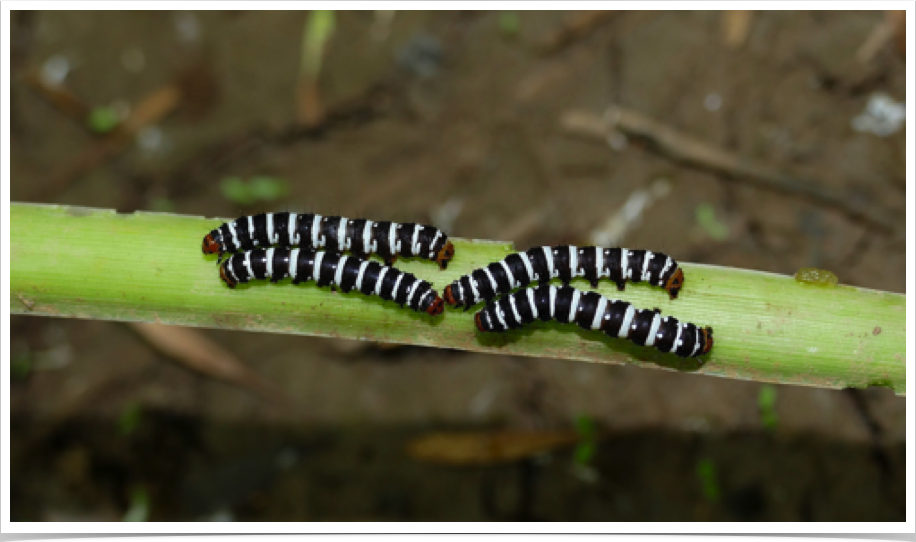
top-left (219, 247), bottom-right (445, 316)
top-left (204, 212), bottom-right (454, 269)
top-left (445, 246), bottom-right (684, 310)
top-left (474, 284), bottom-right (713, 358)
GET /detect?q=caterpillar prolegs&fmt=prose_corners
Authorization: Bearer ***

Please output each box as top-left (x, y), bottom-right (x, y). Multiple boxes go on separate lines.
top-left (219, 247), bottom-right (445, 316)
top-left (204, 212), bottom-right (455, 269)
top-left (445, 246), bottom-right (684, 309)
top-left (476, 285), bottom-right (712, 358)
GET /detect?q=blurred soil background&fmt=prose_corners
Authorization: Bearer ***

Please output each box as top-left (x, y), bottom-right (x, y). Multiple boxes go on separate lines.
top-left (8, 10), bottom-right (907, 521)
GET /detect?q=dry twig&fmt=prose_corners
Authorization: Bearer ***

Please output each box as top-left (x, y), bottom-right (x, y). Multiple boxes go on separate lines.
top-left (856, 13), bottom-right (896, 64)
top-left (21, 70), bottom-right (91, 122)
top-left (25, 60), bottom-right (216, 202)
top-left (560, 106), bottom-right (897, 233)
top-left (721, 11), bottom-right (753, 49)
top-left (39, 85), bottom-right (183, 201)
top-left (536, 11), bottom-right (618, 55)
top-left (887, 10), bottom-right (906, 59)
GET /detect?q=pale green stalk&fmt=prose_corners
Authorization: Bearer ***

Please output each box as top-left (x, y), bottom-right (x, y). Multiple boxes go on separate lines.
top-left (10, 203), bottom-right (906, 394)
top-left (301, 10), bottom-right (336, 79)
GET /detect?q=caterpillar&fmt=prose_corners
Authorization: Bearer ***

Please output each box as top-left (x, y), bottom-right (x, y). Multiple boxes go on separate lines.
top-left (444, 246), bottom-right (684, 310)
top-left (219, 247), bottom-right (445, 316)
top-left (203, 212), bottom-right (455, 269)
top-left (475, 284), bottom-right (713, 358)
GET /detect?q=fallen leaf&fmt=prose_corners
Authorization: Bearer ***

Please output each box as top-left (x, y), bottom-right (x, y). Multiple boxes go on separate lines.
top-left (406, 430), bottom-right (579, 466)
top-left (129, 322), bottom-right (292, 409)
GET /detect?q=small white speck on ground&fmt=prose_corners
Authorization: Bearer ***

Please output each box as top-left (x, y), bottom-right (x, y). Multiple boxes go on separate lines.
top-left (174, 12), bottom-right (201, 43)
top-left (41, 55), bottom-right (70, 86)
top-left (138, 126), bottom-right (164, 152)
top-left (851, 93), bottom-right (905, 137)
top-left (606, 130), bottom-right (628, 151)
top-left (704, 92), bottom-right (723, 112)
top-left (121, 47), bottom-right (146, 73)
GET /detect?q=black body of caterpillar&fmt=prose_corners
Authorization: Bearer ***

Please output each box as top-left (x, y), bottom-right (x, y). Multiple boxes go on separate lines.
top-left (219, 247), bottom-right (445, 316)
top-left (475, 285), bottom-right (713, 358)
top-left (203, 212), bottom-right (455, 269)
top-left (444, 246), bottom-right (684, 310)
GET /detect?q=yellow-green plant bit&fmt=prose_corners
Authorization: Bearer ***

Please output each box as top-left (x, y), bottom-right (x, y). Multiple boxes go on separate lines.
top-left (10, 203), bottom-right (906, 395)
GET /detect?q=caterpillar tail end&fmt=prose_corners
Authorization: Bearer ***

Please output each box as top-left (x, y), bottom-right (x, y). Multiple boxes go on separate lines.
top-left (474, 312), bottom-right (486, 333)
top-left (665, 268), bottom-right (684, 299)
top-left (426, 296), bottom-right (445, 316)
top-left (700, 326), bottom-right (714, 355)
top-left (435, 241), bottom-right (455, 270)
top-left (219, 263), bottom-right (237, 289)
top-left (443, 284), bottom-right (458, 307)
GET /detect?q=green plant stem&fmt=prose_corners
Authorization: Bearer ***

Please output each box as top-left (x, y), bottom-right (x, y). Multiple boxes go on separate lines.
top-left (10, 203), bottom-right (906, 394)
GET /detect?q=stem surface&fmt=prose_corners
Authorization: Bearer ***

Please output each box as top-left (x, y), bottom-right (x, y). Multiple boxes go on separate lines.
top-left (10, 203), bottom-right (905, 394)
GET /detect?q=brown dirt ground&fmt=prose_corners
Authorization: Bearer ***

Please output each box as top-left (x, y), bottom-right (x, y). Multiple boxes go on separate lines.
top-left (9, 10), bottom-right (906, 521)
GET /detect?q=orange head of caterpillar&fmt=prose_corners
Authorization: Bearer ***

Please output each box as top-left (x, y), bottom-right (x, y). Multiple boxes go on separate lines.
top-left (474, 312), bottom-right (487, 333)
top-left (202, 232), bottom-right (222, 255)
top-left (425, 295), bottom-right (445, 316)
top-left (664, 268), bottom-right (685, 299)
top-left (219, 262), bottom-right (237, 289)
top-left (700, 326), bottom-right (714, 355)
top-left (435, 241), bottom-right (455, 270)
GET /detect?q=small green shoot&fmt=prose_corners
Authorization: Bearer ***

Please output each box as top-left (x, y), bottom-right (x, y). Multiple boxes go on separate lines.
top-left (499, 12), bottom-right (520, 38)
top-left (117, 403), bottom-right (142, 437)
top-left (122, 485), bottom-right (150, 522)
top-left (87, 106), bottom-right (121, 134)
top-left (220, 176), bottom-right (288, 206)
top-left (573, 415), bottom-right (597, 466)
top-left (569, 415), bottom-right (600, 483)
top-left (11, 351), bottom-right (33, 380)
top-left (696, 458), bottom-right (720, 503)
top-left (301, 10), bottom-right (336, 79)
top-left (758, 384), bottom-right (779, 431)
top-left (695, 203), bottom-right (729, 241)
top-left (220, 177), bottom-right (251, 205)
top-left (248, 176), bottom-right (290, 201)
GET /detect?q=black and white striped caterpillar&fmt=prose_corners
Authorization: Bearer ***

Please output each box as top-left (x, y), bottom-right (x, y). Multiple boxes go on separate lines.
top-left (203, 212), bottom-right (455, 269)
top-left (444, 246), bottom-right (684, 310)
top-left (219, 247), bottom-right (445, 316)
top-left (475, 284), bottom-right (713, 358)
